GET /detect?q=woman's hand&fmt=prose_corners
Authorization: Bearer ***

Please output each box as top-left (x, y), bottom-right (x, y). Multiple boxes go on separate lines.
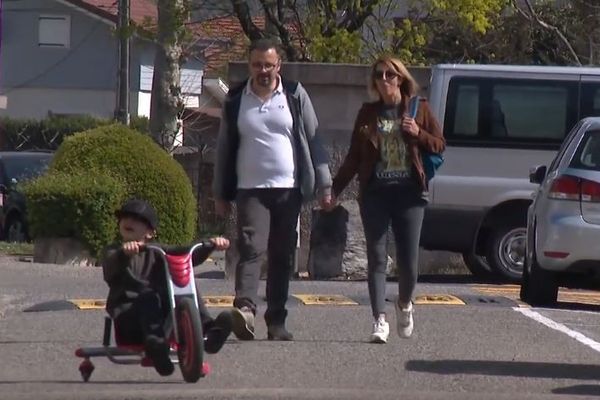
top-left (322, 193), bottom-right (338, 212)
top-left (402, 116), bottom-right (420, 137)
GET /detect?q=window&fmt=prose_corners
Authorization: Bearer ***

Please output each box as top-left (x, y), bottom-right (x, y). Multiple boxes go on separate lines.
top-left (444, 77), bottom-right (579, 149)
top-left (571, 130), bottom-right (600, 171)
top-left (39, 15), bottom-right (70, 48)
top-left (580, 83), bottom-right (600, 118)
top-left (452, 84), bottom-right (479, 136)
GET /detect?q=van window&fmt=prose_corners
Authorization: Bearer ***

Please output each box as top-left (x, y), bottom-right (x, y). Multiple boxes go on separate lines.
top-left (580, 83), bottom-right (600, 118)
top-left (453, 85), bottom-right (479, 136)
top-left (444, 77), bottom-right (579, 149)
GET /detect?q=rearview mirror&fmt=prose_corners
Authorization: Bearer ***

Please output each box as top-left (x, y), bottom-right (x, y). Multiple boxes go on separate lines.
top-left (529, 165), bottom-right (547, 184)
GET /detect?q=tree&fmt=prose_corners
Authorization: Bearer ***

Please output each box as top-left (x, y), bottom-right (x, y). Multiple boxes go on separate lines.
top-left (149, 0), bottom-right (190, 151)
top-left (511, 0), bottom-right (600, 66)
top-left (229, 0), bottom-right (387, 62)
top-left (383, 0), bottom-right (509, 65)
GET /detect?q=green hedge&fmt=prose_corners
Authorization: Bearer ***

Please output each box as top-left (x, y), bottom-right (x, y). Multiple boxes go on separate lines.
top-left (0, 115), bottom-right (150, 150)
top-left (47, 124), bottom-right (197, 249)
top-left (23, 173), bottom-right (126, 256)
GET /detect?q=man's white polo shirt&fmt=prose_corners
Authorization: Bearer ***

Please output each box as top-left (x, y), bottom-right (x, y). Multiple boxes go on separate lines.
top-left (236, 78), bottom-right (296, 189)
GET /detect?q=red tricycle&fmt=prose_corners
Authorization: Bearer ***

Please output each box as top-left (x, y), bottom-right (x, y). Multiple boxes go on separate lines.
top-left (75, 241), bottom-right (215, 383)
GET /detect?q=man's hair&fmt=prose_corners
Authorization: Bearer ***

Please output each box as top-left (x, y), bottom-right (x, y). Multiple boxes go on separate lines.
top-left (248, 38), bottom-right (282, 57)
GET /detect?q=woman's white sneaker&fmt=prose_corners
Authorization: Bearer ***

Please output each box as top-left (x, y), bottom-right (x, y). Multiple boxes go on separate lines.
top-left (395, 301), bottom-right (414, 338)
top-left (369, 316), bottom-right (389, 343)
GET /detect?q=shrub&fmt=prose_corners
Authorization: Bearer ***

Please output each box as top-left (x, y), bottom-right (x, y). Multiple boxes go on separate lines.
top-left (48, 124), bottom-right (197, 247)
top-left (23, 173), bottom-right (126, 257)
top-left (0, 115), bottom-right (111, 151)
top-left (130, 115), bottom-right (150, 135)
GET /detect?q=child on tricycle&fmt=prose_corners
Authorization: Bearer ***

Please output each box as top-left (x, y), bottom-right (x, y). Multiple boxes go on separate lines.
top-left (79, 198), bottom-right (233, 380)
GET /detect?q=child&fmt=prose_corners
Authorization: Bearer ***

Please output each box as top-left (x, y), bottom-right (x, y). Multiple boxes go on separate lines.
top-left (101, 198), bottom-right (233, 376)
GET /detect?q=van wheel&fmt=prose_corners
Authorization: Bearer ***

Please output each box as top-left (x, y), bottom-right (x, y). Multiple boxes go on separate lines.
top-left (486, 223), bottom-right (527, 282)
top-left (461, 252), bottom-right (493, 278)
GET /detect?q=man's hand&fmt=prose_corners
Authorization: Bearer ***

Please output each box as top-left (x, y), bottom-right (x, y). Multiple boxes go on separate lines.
top-left (122, 241), bottom-right (144, 256)
top-left (215, 199), bottom-right (232, 218)
top-left (210, 237), bottom-right (230, 251)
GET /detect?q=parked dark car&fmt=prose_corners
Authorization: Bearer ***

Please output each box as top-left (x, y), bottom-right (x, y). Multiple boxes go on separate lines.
top-left (0, 151), bottom-right (53, 242)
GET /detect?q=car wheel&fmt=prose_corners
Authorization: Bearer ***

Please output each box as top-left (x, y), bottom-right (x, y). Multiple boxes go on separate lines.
top-left (462, 252), bottom-right (493, 278)
top-left (5, 215), bottom-right (28, 243)
top-left (486, 223), bottom-right (527, 282)
top-left (523, 249), bottom-right (558, 307)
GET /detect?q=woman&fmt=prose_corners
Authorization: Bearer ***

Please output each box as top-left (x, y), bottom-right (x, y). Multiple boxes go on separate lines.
top-left (328, 56), bottom-right (445, 343)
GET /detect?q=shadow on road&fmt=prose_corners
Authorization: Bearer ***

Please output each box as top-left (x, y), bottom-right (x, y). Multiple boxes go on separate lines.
top-left (405, 359), bottom-right (600, 380)
top-left (553, 384), bottom-right (600, 396)
top-left (416, 274), bottom-right (509, 285)
top-left (0, 379), bottom-right (177, 385)
top-left (550, 301), bottom-right (600, 313)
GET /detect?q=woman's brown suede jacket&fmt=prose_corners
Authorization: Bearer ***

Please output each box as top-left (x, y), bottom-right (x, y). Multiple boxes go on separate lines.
top-left (332, 97), bottom-right (445, 197)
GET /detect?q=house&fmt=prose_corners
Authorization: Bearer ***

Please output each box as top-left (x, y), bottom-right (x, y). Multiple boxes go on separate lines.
top-left (0, 0), bottom-right (233, 131)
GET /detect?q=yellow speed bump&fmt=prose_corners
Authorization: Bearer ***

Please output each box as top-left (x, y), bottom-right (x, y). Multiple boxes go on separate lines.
top-left (414, 294), bottom-right (465, 305)
top-left (204, 295), bottom-right (234, 307)
top-left (69, 299), bottom-right (106, 310)
top-left (293, 294), bottom-right (358, 306)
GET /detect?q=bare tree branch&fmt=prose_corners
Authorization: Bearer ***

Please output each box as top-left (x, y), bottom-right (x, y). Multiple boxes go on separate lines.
top-left (515, 0), bottom-right (582, 66)
top-left (231, 0), bottom-right (265, 41)
top-left (341, 0), bottom-right (379, 33)
top-left (260, 0), bottom-right (301, 60)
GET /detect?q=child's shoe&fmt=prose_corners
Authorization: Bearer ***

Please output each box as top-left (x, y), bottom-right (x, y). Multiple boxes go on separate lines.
top-left (204, 311), bottom-right (233, 354)
top-left (145, 334), bottom-right (174, 376)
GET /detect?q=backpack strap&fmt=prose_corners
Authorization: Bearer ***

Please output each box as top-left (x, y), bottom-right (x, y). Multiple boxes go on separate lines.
top-left (408, 96), bottom-right (421, 119)
top-left (282, 79), bottom-right (299, 94)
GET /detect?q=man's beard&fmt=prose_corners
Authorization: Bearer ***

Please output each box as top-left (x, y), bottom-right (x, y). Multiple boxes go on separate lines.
top-left (256, 73), bottom-right (273, 87)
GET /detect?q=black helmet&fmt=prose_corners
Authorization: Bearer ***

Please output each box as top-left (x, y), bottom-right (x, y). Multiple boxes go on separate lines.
top-left (115, 199), bottom-right (158, 230)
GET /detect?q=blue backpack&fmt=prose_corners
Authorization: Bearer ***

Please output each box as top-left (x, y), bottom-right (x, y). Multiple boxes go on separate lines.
top-left (408, 96), bottom-right (444, 182)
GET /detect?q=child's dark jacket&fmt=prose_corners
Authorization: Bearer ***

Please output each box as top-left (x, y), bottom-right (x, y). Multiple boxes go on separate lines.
top-left (102, 244), bottom-right (165, 318)
top-left (101, 243), bottom-right (212, 318)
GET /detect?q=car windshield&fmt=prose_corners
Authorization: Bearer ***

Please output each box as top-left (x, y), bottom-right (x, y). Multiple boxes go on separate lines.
top-left (3, 154), bottom-right (52, 182)
top-left (570, 130), bottom-right (600, 171)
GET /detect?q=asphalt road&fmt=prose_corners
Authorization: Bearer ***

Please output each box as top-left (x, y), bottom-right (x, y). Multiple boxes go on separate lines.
top-left (2, 256), bottom-right (600, 399)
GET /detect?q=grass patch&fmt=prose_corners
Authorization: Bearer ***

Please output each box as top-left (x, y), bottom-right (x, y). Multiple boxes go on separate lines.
top-left (0, 242), bottom-right (34, 256)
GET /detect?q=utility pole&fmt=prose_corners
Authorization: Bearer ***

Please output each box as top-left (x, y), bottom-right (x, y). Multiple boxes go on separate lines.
top-left (115, 0), bottom-right (130, 125)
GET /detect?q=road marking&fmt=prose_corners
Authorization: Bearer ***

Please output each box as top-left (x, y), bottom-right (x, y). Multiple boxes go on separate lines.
top-left (414, 294), bottom-right (465, 305)
top-left (474, 284), bottom-right (600, 306)
top-left (69, 299), bottom-right (106, 310)
top-left (204, 295), bottom-right (234, 307)
top-left (293, 294), bottom-right (358, 305)
top-left (514, 307), bottom-right (600, 353)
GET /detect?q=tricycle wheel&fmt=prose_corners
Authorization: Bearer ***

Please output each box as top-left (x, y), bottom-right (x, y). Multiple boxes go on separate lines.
top-left (79, 359), bottom-right (94, 382)
top-left (176, 297), bottom-right (204, 383)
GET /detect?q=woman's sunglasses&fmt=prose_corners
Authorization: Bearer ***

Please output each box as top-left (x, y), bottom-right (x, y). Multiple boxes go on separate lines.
top-left (373, 70), bottom-right (401, 81)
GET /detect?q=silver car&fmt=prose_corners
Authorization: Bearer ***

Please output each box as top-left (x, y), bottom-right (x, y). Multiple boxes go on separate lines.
top-left (520, 117), bottom-right (600, 306)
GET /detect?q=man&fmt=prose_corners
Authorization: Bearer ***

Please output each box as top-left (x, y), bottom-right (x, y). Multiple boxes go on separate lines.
top-left (213, 38), bottom-right (332, 341)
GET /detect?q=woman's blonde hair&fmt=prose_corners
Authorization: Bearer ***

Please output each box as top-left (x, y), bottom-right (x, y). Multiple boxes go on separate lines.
top-left (367, 56), bottom-right (419, 101)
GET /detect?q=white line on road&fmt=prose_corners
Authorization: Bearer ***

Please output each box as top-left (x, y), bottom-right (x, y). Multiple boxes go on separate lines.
top-left (514, 306), bottom-right (600, 353)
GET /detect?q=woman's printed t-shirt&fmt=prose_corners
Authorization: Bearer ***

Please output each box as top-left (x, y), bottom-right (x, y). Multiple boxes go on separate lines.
top-left (372, 104), bottom-right (413, 186)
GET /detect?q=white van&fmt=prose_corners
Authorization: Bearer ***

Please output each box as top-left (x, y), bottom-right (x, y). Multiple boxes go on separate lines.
top-left (423, 64), bottom-right (600, 281)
